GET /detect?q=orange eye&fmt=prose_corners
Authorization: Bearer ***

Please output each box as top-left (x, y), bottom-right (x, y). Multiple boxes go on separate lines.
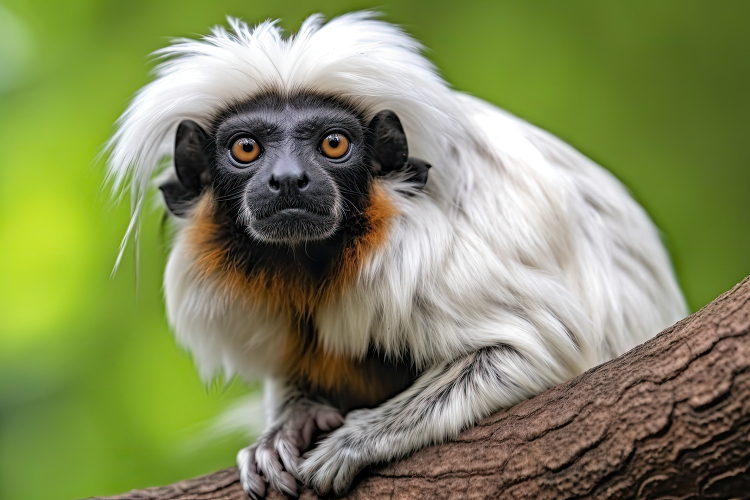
top-left (320, 133), bottom-right (350, 159)
top-left (231, 137), bottom-right (261, 164)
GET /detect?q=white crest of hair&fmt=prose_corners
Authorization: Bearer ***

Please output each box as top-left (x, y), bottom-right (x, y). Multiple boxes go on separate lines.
top-left (110, 12), bottom-right (687, 386)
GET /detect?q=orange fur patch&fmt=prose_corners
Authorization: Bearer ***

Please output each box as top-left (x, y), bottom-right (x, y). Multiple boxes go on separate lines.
top-left (282, 334), bottom-right (373, 399)
top-left (320, 182), bottom-right (399, 302)
top-left (184, 195), bottom-right (315, 313)
top-left (183, 181), bottom-right (398, 397)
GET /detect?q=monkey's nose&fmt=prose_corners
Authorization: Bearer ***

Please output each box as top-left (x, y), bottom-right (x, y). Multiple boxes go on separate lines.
top-left (268, 172), bottom-right (309, 195)
top-left (268, 156), bottom-right (309, 196)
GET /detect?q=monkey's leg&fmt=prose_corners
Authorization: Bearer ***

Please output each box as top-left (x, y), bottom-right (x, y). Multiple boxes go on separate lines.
top-left (298, 345), bottom-right (553, 496)
top-left (237, 382), bottom-right (344, 499)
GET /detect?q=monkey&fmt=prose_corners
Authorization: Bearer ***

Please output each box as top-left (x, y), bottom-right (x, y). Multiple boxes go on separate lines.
top-left (105, 12), bottom-right (688, 498)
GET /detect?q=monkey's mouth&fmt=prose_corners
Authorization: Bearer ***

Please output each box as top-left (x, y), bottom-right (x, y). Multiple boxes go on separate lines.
top-left (245, 204), bottom-right (340, 244)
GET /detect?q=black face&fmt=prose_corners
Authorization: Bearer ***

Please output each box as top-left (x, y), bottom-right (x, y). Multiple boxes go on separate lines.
top-left (159, 93), bottom-right (431, 248)
top-left (213, 94), bottom-right (368, 244)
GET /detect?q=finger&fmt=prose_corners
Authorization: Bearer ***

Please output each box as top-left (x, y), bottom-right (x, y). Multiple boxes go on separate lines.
top-left (237, 446), bottom-right (266, 499)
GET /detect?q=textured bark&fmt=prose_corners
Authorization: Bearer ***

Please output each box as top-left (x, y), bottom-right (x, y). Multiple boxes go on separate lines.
top-left (92, 276), bottom-right (750, 500)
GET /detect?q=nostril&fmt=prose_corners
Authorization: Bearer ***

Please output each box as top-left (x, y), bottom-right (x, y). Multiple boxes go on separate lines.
top-left (297, 174), bottom-right (309, 190)
top-left (269, 175), bottom-right (280, 192)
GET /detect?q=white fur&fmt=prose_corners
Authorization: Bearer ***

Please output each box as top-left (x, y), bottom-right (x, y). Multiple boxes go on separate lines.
top-left (107, 11), bottom-right (687, 496)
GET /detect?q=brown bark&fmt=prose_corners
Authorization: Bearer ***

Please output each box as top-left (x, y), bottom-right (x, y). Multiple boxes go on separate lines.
top-left (92, 276), bottom-right (750, 500)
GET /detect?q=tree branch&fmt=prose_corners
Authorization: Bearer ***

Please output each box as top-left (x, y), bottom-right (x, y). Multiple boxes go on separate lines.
top-left (91, 276), bottom-right (750, 500)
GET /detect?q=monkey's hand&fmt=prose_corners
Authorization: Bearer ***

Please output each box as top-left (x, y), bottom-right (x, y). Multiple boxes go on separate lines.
top-left (297, 407), bottom-right (377, 496)
top-left (237, 401), bottom-right (344, 499)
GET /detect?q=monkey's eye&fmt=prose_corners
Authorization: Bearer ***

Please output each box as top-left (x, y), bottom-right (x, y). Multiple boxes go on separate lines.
top-left (320, 133), bottom-right (350, 159)
top-left (230, 137), bottom-right (261, 164)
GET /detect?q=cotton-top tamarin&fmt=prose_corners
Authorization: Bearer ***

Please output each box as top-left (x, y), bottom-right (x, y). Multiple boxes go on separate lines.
top-left (106, 12), bottom-right (687, 498)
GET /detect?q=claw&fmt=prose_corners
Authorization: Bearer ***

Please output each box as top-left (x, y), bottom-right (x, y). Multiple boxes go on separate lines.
top-left (277, 438), bottom-right (303, 481)
top-left (237, 446), bottom-right (266, 499)
top-left (255, 443), bottom-right (298, 497)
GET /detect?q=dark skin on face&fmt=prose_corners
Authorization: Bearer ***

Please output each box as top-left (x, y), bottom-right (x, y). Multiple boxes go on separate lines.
top-left (160, 93), bottom-right (430, 285)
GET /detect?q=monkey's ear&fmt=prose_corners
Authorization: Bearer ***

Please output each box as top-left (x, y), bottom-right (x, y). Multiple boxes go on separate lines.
top-left (159, 120), bottom-right (211, 217)
top-left (174, 120), bottom-right (210, 191)
top-left (403, 157), bottom-right (431, 191)
top-left (159, 178), bottom-right (196, 217)
top-left (367, 110), bottom-right (408, 172)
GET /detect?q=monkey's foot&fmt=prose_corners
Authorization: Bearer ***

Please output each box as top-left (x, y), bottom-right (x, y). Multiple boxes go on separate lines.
top-left (237, 404), bottom-right (344, 498)
top-left (298, 408), bottom-right (373, 496)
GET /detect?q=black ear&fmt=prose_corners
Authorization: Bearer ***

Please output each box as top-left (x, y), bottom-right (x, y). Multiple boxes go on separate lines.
top-left (159, 120), bottom-right (210, 217)
top-left (173, 120), bottom-right (210, 191)
top-left (159, 178), bottom-right (196, 217)
top-left (367, 110), bottom-right (408, 172)
top-left (403, 157), bottom-right (431, 191)
top-left (367, 111), bottom-right (430, 192)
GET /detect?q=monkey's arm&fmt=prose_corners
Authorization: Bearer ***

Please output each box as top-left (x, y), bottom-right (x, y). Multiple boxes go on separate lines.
top-left (237, 380), bottom-right (344, 499)
top-left (298, 345), bottom-right (548, 496)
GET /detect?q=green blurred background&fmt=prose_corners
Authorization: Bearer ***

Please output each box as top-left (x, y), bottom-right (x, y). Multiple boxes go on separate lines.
top-left (0, 0), bottom-right (748, 498)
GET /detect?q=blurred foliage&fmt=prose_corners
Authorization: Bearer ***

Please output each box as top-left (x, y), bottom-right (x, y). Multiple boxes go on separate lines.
top-left (0, 0), bottom-right (748, 498)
